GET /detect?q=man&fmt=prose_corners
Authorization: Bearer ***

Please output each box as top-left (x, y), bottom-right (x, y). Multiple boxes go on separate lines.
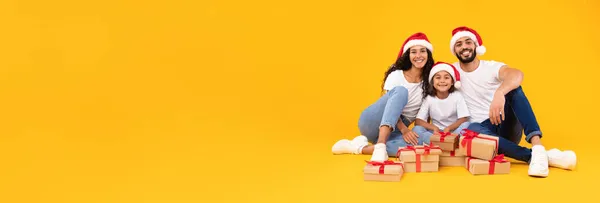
top-left (449, 26), bottom-right (576, 177)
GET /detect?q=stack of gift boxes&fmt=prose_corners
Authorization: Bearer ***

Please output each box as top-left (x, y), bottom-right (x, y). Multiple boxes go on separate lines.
top-left (363, 129), bottom-right (512, 181)
top-left (430, 132), bottom-right (464, 167)
top-left (459, 129), bottom-right (510, 175)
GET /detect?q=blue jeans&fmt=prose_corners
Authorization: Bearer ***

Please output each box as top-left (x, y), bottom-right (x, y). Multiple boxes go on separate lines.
top-left (358, 86), bottom-right (412, 157)
top-left (466, 86), bottom-right (541, 163)
top-left (412, 122), bottom-right (471, 144)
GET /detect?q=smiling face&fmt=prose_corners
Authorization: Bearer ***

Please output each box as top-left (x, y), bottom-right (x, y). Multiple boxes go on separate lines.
top-left (409, 45), bottom-right (428, 69)
top-left (453, 36), bottom-right (477, 63)
top-left (432, 70), bottom-right (454, 93)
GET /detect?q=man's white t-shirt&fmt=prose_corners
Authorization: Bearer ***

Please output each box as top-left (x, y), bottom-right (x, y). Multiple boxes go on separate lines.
top-left (416, 92), bottom-right (470, 129)
top-left (382, 70), bottom-right (424, 123)
top-left (453, 60), bottom-right (506, 123)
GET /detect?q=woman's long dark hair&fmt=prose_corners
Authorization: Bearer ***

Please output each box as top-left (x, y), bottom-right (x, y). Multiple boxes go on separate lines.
top-left (381, 49), bottom-right (434, 99)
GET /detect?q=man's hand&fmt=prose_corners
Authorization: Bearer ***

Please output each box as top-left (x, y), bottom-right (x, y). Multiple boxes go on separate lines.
top-left (490, 91), bottom-right (506, 125)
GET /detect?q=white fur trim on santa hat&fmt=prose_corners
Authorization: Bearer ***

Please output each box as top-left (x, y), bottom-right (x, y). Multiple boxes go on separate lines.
top-left (428, 64), bottom-right (456, 83)
top-left (450, 31), bottom-right (485, 56)
top-left (402, 39), bottom-right (433, 55)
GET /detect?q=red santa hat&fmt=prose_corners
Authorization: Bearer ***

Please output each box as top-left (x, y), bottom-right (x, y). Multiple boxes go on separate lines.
top-left (429, 62), bottom-right (462, 89)
top-left (450, 26), bottom-right (486, 56)
top-left (398, 32), bottom-right (433, 59)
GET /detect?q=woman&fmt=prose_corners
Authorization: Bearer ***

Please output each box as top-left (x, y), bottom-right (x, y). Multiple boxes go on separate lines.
top-left (332, 32), bottom-right (435, 162)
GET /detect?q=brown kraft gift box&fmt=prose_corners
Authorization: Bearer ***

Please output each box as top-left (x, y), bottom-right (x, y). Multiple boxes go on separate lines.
top-left (364, 160), bottom-right (404, 182)
top-left (465, 154), bottom-right (510, 175)
top-left (430, 132), bottom-right (459, 151)
top-left (440, 150), bottom-right (465, 167)
top-left (397, 145), bottom-right (442, 173)
top-left (458, 129), bottom-right (499, 160)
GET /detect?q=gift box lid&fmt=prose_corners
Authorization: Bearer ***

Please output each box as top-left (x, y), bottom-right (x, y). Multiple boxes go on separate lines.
top-left (397, 145), bottom-right (443, 155)
top-left (430, 132), bottom-right (458, 143)
top-left (460, 130), bottom-right (500, 143)
top-left (363, 160), bottom-right (404, 175)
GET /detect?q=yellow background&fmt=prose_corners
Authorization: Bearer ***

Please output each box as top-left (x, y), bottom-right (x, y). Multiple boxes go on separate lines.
top-left (0, 0), bottom-right (598, 202)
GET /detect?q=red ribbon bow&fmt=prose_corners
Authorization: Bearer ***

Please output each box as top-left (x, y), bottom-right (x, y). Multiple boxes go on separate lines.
top-left (460, 129), bottom-right (499, 157)
top-left (438, 131), bottom-right (452, 142)
top-left (365, 160), bottom-right (404, 174)
top-left (488, 154), bottom-right (508, 174)
top-left (396, 146), bottom-right (416, 158)
top-left (421, 144), bottom-right (440, 155)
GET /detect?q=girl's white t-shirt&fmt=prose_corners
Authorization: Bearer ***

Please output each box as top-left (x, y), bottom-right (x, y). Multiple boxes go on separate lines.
top-left (416, 92), bottom-right (471, 129)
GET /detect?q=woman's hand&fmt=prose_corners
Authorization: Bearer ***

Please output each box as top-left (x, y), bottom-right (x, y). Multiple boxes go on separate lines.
top-left (401, 128), bottom-right (419, 145)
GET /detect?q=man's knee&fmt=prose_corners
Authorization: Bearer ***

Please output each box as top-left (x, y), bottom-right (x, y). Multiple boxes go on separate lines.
top-left (467, 122), bottom-right (483, 131)
top-left (506, 86), bottom-right (524, 98)
top-left (466, 122), bottom-right (497, 136)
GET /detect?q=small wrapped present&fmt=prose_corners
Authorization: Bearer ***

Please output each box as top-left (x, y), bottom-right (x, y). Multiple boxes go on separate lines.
top-left (430, 132), bottom-right (459, 151)
top-left (465, 154), bottom-right (510, 175)
top-left (458, 129), bottom-right (499, 160)
top-left (363, 160), bottom-right (404, 182)
top-left (397, 145), bottom-right (442, 173)
top-left (440, 150), bottom-right (466, 167)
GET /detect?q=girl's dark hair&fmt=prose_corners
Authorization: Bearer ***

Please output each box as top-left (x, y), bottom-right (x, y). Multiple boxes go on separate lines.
top-left (381, 49), bottom-right (434, 99)
top-left (425, 72), bottom-right (456, 97)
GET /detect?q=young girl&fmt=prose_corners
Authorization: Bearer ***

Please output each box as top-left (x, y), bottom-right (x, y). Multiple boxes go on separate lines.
top-left (412, 62), bottom-right (470, 142)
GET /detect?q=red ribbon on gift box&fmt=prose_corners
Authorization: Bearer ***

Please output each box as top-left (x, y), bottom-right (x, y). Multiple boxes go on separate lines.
top-left (438, 132), bottom-right (452, 142)
top-left (421, 144), bottom-right (441, 155)
top-left (396, 146), bottom-right (421, 172)
top-left (460, 129), bottom-right (499, 157)
top-left (450, 150), bottom-right (456, 157)
top-left (365, 160), bottom-right (404, 174)
top-left (488, 154), bottom-right (508, 174)
top-left (467, 154), bottom-right (508, 174)
top-left (396, 145), bottom-right (440, 172)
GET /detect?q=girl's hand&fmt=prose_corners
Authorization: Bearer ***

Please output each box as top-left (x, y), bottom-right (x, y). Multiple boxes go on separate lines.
top-left (401, 128), bottom-right (419, 145)
top-left (443, 128), bottom-right (451, 133)
top-left (432, 127), bottom-right (441, 135)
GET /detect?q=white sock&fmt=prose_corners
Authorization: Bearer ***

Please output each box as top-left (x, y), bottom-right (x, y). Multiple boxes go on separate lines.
top-left (355, 144), bottom-right (367, 155)
top-left (370, 143), bottom-right (388, 162)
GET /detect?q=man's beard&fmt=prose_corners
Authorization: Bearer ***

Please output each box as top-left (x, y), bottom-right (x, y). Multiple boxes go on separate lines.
top-left (456, 48), bottom-right (476, 63)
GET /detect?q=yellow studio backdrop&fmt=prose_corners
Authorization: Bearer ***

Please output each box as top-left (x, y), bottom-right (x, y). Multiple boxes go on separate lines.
top-left (0, 0), bottom-right (598, 202)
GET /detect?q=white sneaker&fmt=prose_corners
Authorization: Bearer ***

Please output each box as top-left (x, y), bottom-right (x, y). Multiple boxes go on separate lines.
top-left (332, 139), bottom-right (352, 154)
top-left (370, 143), bottom-right (388, 162)
top-left (351, 135), bottom-right (368, 146)
top-left (528, 145), bottom-right (549, 177)
top-left (332, 138), bottom-right (367, 155)
top-left (547, 148), bottom-right (577, 170)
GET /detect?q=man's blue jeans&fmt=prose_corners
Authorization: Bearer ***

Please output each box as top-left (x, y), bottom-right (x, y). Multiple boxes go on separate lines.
top-left (466, 86), bottom-right (541, 163)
